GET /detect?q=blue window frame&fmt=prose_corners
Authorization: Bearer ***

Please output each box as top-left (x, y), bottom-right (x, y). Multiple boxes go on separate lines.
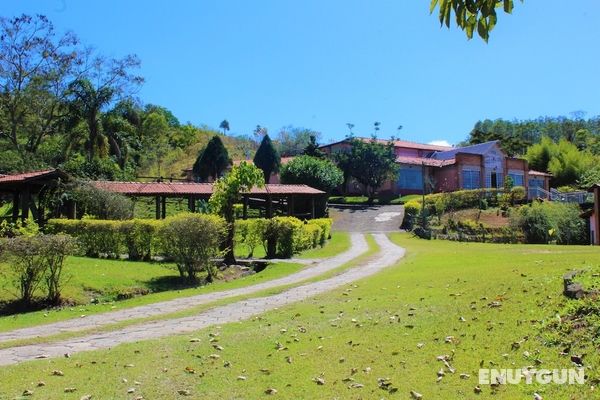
top-left (398, 168), bottom-right (423, 190)
top-left (508, 172), bottom-right (524, 187)
top-left (462, 169), bottom-right (481, 189)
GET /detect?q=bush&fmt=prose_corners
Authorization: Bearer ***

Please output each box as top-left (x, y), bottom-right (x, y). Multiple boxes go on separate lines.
top-left (158, 213), bottom-right (226, 283)
top-left (42, 234), bottom-right (78, 305)
top-left (0, 234), bottom-right (76, 305)
top-left (71, 183), bottom-right (134, 220)
top-left (235, 218), bottom-right (269, 258)
top-left (120, 220), bottom-right (161, 261)
top-left (510, 202), bottom-right (587, 244)
top-left (280, 155), bottom-right (343, 193)
top-left (402, 200), bottom-right (422, 229)
top-left (309, 218), bottom-right (333, 246)
top-left (48, 219), bottom-right (122, 258)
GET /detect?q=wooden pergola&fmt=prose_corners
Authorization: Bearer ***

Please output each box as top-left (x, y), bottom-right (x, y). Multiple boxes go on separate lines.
top-left (92, 181), bottom-right (327, 219)
top-left (0, 169), bottom-right (69, 224)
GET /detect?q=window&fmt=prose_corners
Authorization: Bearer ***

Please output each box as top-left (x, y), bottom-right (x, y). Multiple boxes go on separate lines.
top-left (507, 170), bottom-right (524, 187)
top-left (398, 167), bottom-right (423, 190)
top-left (462, 169), bottom-right (481, 189)
top-left (529, 178), bottom-right (544, 188)
top-left (485, 171), bottom-right (504, 188)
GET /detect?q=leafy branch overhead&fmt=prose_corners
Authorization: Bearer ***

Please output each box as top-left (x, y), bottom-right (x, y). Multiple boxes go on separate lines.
top-left (430, 0), bottom-right (522, 41)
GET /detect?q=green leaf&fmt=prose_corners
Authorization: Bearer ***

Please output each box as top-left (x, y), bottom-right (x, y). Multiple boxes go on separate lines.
top-left (429, 0), bottom-right (440, 14)
top-left (503, 0), bottom-right (514, 13)
top-left (488, 13), bottom-right (497, 32)
top-left (477, 17), bottom-right (489, 42)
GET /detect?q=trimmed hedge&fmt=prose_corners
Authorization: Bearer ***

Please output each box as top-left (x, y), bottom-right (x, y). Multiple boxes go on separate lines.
top-left (48, 216), bottom-right (334, 260)
top-left (235, 217), bottom-right (333, 259)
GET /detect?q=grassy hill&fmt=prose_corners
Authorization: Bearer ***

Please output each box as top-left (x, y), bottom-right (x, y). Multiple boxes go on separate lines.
top-left (140, 128), bottom-right (257, 179)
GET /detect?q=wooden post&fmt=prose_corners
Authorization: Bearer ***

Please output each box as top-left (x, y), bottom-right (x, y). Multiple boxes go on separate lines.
top-left (161, 196), bottom-right (167, 219)
top-left (12, 192), bottom-right (20, 222)
top-left (311, 196), bottom-right (315, 219)
top-left (20, 189), bottom-right (31, 221)
top-left (155, 196), bottom-right (161, 219)
top-left (287, 195), bottom-right (294, 216)
top-left (266, 195), bottom-right (273, 218)
top-left (243, 196), bottom-right (248, 220)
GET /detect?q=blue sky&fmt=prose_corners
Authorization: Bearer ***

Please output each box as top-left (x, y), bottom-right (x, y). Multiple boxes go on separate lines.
top-left (5, 1), bottom-right (600, 145)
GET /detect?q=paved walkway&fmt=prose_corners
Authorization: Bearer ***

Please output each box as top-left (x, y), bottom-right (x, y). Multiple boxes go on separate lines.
top-left (0, 234), bottom-right (404, 366)
top-left (0, 233), bottom-right (368, 344)
top-left (329, 204), bottom-right (404, 232)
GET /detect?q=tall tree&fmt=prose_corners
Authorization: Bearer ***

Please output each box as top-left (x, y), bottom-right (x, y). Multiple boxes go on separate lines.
top-left (253, 134), bottom-right (281, 183)
top-left (276, 126), bottom-right (322, 156)
top-left (219, 119), bottom-right (230, 135)
top-left (0, 14), bottom-right (80, 156)
top-left (67, 54), bottom-right (143, 160)
top-left (303, 135), bottom-right (325, 158)
top-left (348, 138), bottom-right (398, 204)
top-left (209, 162), bottom-right (264, 265)
top-left (193, 135), bottom-right (231, 182)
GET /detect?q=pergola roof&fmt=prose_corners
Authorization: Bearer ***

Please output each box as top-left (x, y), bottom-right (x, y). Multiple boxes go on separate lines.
top-left (92, 181), bottom-right (325, 197)
top-left (0, 169), bottom-right (67, 185)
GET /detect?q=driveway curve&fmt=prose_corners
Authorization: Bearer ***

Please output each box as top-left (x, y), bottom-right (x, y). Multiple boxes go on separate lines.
top-left (0, 233), bottom-right (368, 343)
top-left (0, 233), bottom-right (404, 366)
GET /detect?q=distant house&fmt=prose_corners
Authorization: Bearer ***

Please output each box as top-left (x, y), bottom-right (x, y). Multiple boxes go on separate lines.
top-left (318, 138), bottom-right (551, 196)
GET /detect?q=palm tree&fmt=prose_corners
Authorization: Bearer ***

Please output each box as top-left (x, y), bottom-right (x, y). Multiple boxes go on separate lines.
top-left (219, 119), bottom-right (230, 135)
top-left (67, 79), bottom-right (115, 160)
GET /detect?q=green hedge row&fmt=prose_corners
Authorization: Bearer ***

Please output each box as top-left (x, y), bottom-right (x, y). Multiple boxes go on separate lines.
top-left (236, 217), bottom-right (333, 259)
top-left (48, 216), bottom-right (333, 260)
top-left (403, 188), bottom-right (526, 229)
top-left (47, 219), bottom-right (162, 260)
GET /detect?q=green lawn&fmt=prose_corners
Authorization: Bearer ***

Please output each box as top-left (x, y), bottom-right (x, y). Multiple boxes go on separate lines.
top-left (1, 235), bottom-right (598, 399)
top-left (0, 233), bottom-right (350, 333)
top-left (329, 195), bottom-right (407, 205)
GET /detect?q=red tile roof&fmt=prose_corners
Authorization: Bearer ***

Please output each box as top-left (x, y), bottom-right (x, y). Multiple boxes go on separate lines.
top-left (92, 181), bottom-right (325, 196)
top-left (0, 169), bottom-right (66, 184)
top-left (396, 156), bottom-right (456, 168)
top-left (321, 137), bottom-right (452, 152)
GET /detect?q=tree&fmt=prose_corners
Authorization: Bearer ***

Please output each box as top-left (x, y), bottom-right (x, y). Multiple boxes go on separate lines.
top-left (430, 0), bottom-right (522, 42)
top-left (209, 162), bottom-right (264, 265)
top-left (192, 135), bottom-right (231, 182)
top-left (348, 138), bottom-right (399, 204)
top-left (253, 134), bottom-right (281, 183)
top-left (303, 135), bottom-right (325, 158)
top-left (219, 119), bottom-right (230, 135)
top-left (67, 54), bottom-right (143, 160)
top-left (276, 126), bottom-right (322, 156)
top-left (280, 155), bottom-right (343, 193)
top-left (332, 150), bottom-right (353, 195)
top-left (0, 14), bottom-right (80, 156)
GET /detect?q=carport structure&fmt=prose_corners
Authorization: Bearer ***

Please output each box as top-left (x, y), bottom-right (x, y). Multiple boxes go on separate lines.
top-left (0, 169), bottom-right (69, 224)
top-left (93, 181), bottom-right (326, 219)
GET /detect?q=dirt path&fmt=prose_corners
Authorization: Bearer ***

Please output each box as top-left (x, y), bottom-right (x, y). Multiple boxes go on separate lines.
top-left (0, 234), bottom-right (404, 366)
top-left (0, 233), bottom-right (368, 343)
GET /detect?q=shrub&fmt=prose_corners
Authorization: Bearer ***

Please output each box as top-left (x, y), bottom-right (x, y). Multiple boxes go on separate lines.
top-left (0, 234), bottom-right (76, 305)
top-left (48, 219), bottom-right (117, 257)
top-left (120, 220), bottom-right (161, 261)
top-left (235, 218), bottom-right (269, 258)
top-left (309, 218), bottom-right (333, 246)
top-left (158, 213), bottom-right (226, 283)
top-left (403, 200), bottom-right (422, 229)
top-left (42, 234), bottom-right (78, 305)
top-left (0, 216), bottom-right (40, 238)
top-left (280, 155), bottom-right (343, 193)
top-left (71, 182), bottom-right (134, 220)
top-left (510, 202), bottom-right (587, 244)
